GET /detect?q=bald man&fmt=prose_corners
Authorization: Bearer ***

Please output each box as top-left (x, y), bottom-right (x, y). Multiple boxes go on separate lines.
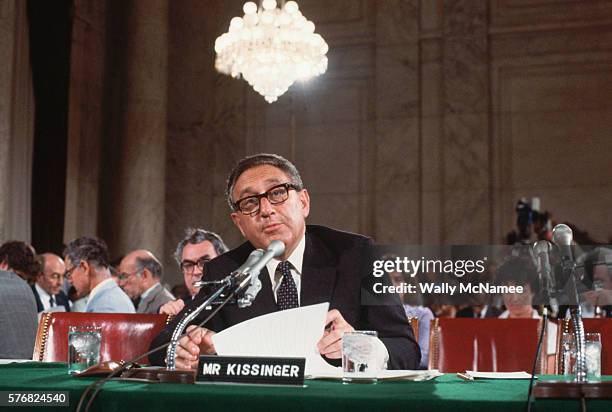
top-left (118, 250), bottom-right (174, 314)
top-left (32, 253), bottom-right (71, 312)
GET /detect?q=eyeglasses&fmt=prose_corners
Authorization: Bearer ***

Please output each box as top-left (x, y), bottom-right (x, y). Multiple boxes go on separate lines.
top-left (63, 264), bottom-right (79, 280)
top-left (180, 256), bottom-right (211, 274)
top-left (117, 271), bottom-right (141, 282)
top-left (233, 183), bottom-right (299, 215)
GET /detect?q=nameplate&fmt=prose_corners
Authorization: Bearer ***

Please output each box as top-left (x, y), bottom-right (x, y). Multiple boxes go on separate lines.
top-left (197, 356), bottom-right (305, 386)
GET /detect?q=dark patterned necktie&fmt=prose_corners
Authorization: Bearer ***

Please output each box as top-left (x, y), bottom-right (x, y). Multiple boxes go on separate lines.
top-left (276, 261), bottom-right (299, 310)
top-left (49, 296), bottom-right (55, 307)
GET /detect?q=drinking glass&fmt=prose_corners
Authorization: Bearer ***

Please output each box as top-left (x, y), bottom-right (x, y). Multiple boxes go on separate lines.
top-left (68, 326), bottom-right (102, 374)
top-left (342, 330), bottom-right (379, 384)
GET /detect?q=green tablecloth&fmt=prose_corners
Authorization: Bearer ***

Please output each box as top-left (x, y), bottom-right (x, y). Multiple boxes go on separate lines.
top-left (0, 362), bottom-right (610, 411)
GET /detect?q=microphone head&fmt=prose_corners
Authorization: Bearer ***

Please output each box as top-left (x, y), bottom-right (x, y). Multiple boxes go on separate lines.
top-left (267, 240), bottom-right (285, 258)
top-left (552, 224), bottom-right (573, 247)
top-left (533, 240), bottom-right (551, 255)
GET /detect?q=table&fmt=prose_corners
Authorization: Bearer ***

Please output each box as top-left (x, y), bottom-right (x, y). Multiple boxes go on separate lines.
top-left (0, 363), bottom-right (610, 411)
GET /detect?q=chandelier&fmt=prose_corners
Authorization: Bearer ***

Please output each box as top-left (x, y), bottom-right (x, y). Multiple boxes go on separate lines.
top-left (214, 0), bottom-right (328, 103)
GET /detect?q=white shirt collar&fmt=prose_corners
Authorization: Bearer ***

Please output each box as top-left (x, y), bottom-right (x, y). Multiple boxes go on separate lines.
top-left (88, 277), bottom-right (115, 301)
top-left (35, 283), bottom-right (52, 308)
top-left (265, 232), bottom-right (306, 280)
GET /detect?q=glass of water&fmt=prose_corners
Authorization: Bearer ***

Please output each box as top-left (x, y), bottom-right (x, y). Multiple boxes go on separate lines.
top-left (342, 330), bottom-right (379, 384)
top-left (68, 326), bottom-right (102, 374)
top-left (585, 332), bottom-right (602, 382)
top-left (561, 332), bottom-right (576, 378)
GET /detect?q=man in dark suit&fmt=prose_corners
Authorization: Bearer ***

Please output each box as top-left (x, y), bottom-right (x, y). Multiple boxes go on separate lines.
top-left (31, 253), bottom-right (71, 313)
top-left (150, 154), bottom-right (420, 370)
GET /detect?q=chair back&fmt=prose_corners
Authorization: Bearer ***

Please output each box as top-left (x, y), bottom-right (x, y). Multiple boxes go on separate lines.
top-left (33, 312), bottom-right (170, 364)
top-left (407, 317), bottom-right (419, 342)
top-left (429, 318), bottom-right (545, 372)
top-left (557, 318), bottom-right (612, 375)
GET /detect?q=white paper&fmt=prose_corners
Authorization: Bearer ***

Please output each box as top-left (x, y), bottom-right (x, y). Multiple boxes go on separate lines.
top-left (212, 302), bottom-right (338, 375)
top-left (465, 371), bottom-right (533, 379)
top-left (308, 369), bottom-right (443, 381)
top-left (0, 359), bottom-right (35, 365)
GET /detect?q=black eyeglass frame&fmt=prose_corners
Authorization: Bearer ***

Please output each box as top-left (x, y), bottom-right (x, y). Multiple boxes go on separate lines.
top-left (180, 256), bottom-right (212, 274)
top-left (232, 182), bottom-right (301, 216)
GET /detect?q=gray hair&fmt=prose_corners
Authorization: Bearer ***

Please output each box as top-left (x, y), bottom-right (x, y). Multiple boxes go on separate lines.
top-left (225, 153), bottom-right (304, 210)
top-left (173, 228), bottom-right (228, 267)
top-left (134, 256), bottom-right (163, 279)
top-left (63, 236), bottom-right (110, 269)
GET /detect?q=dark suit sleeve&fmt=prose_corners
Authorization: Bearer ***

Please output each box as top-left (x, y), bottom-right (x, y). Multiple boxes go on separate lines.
top-left (358, 246), bottom-right (421, 370)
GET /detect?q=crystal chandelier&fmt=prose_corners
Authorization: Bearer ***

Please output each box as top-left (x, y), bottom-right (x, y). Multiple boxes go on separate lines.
top-left (214, 0), bottom-right (328, 103)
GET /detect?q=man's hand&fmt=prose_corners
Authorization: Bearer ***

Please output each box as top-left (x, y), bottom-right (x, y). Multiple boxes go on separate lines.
top-left (174, 325), bottom-right (216, 370)
top-left (159, 299), bottom-right (185, 316)
top-left (316, 309), bottom-right (354, 359)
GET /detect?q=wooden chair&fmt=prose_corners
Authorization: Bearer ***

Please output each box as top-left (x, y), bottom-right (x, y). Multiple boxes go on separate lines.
top-left (407, 317), bottom-right (419, 342)
top-left (428, 318), bottom-right (546, 373)
top-left (33, 312), bottom-right (171, 364)
top-left (557, 318), bottom-right (612, 375)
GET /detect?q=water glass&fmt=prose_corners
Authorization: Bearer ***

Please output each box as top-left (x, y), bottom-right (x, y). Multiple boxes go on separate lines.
top-left (561, 332), bottom-right (576, 378)
top-left (342, 330), bottom-right (379, 384)
top-left (68, 326), bottom-right (102, 374)
top-left (585, 332), bottom-right (602, 382)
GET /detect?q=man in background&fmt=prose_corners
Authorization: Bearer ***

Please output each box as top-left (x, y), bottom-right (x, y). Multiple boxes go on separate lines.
top-left (159, 228), bottom-right (228, 315)
top-left (118, 249), bottom-right (174, 314)
top-left (31, 253), bottom-right (70, 312)
top-left (0, 241), bottom-right (38, 358)
top-left (0, 240), bottom-right (39, 283)
top-left (64, 236), bottom-right (135, 313)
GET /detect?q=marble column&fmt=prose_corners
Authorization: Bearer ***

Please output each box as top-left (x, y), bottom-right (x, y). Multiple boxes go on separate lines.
top-left (104, 0), bottom-right (169, 257)
top-left (0, 0), bottom-right (34, 242)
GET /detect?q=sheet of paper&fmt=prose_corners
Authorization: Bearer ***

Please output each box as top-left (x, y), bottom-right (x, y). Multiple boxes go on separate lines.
top-left (308, 369), bottom-right (443, 381)
top-left (212, 302), bottom-right (338, 374)
top-left (465, 371), bottom-right (533, 379)
top-left (0, 359), bottom-right (35, 365)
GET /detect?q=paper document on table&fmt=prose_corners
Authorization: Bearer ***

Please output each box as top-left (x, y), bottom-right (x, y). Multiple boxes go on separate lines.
top-left (463, 371), bottom-right (534, 380)
top-left (212, 302), bottom-right (338, 375)
top-left (308, 369), bottom-right (443, 381)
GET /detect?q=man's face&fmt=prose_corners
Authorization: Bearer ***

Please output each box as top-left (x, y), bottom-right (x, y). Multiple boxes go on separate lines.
top-left (181, 240), bottom-right (218, 297)
top-left (118, 256), bottom-right (143, 300)
top-left (37, 256), bottom-right (65, 296)
top-left (230, 165), bottom-right (309, 258)
top-left (65, 257), bottom-right (89, 297)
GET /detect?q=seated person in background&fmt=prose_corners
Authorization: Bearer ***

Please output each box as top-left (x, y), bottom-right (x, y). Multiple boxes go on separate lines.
top-left (389, 269), bottom-right (433, 369)
top-left (0, 240), bottom-right (39, 284)
top-left (150, 153), bottom-right (420, 370)
top-left (581, 247), bottom-right (612, 317)
top-left (496, 257), bottom-right (557, 371)
top-left (118, 250), bottom-right (174, 314)
top-left (158, 228), bottom-right (228, 316)
top-left (0, 241), bottom-right (39, 359)
top-left (64, 236), bottom-right (135, 313)
top-left (31, 253), bottom-right (71, 312)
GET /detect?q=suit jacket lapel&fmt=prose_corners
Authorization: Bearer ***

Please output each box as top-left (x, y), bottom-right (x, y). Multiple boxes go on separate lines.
top-left (300, 231), bottom-right (337, 307)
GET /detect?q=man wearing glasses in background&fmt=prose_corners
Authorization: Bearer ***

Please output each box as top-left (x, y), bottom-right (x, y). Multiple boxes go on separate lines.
top-left (150, 153), bottom-right (420, 370)
top-left (117, 250), bottom-right (174, 314)
top-left (64, 236), bottom-right (135, 313)
top-left (31, 253), bottom-right (71, 313)
top-left (158, 229), bottom-right (228, 316)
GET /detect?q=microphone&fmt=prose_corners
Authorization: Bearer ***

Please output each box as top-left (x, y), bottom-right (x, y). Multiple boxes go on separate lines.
top-left (237, 240), bottom-right (285, 308)
top-left (552, 223), bottom-right (574, 264)
top-left (533, 240), bottom-right (553, 301)
top-left (193, 248), bottom-right (264, 289)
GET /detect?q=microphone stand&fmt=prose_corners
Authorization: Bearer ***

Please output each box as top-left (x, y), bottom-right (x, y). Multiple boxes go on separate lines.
top-left (77, 269), bottom-right (260, 412)
top-left (562, 256), bottom-right (587, 383)
top-left (166, 268), bottom-right (260, 370)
